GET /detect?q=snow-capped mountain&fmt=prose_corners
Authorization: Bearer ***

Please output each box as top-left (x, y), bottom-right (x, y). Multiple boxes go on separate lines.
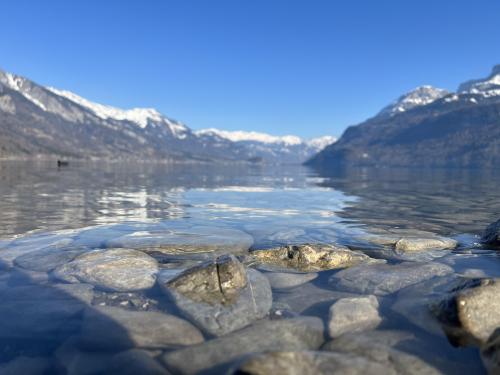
top-left (378, 85), bottom-right (450, 117)
top-left (308, 64), bottom-right (500, 169)
top-left (0, 68), bottom-right (335, 163)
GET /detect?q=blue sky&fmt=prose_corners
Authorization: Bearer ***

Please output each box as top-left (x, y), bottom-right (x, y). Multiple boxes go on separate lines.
top-left (1, 0), bottom-right (500, 138)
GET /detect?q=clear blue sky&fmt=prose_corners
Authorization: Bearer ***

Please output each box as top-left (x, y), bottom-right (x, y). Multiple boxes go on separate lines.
top-left (1, 0), bottom-right (500, 138)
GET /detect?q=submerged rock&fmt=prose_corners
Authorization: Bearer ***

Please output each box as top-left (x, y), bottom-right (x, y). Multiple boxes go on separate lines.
top-left (262, 270), bottom-right (318, 289)
top-left (251, 244), bottom-right (380, 272)
top-left (0, 356), bottom-right (53, 375)
top-left (230, 351), bottom-right (389, 375)
top-left (432, 278), bottom-right (500, 345)
top-left (482, 219), bottom-right (500, 247)
top-left (80, 306), bottom-right (204, 350)
top-left (106, 226), bottom-right (254, 258)
top-left (395, 237), bottom-right (457, 252)
top-left (160, 255), bottom-right (272, 336)
top-left (15, 247), bottom-right (86, 272)
top-left (53, 248), bottom-right (158, 292)
top-left (328, 295), bottom-right (382, 338)
top-left (107, 349), bottom-right (170, 375)
top-left (322, 331), bottom-right (442, 375)
top-left (330, 261), bottom-right (453, 296)
top-left (161, 317), bottom-right (324, 375)
top-left (481, 328), bottom-right (500, 375)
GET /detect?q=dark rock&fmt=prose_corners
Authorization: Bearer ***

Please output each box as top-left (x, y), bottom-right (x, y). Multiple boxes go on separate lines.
top-left (107, 349), bottom-right (170, 375)
top-left (482, 219), bottom-right (500, 247)
top-left (80, 306), bottom-right (204, 350)
top-left (161, 317), bottom-right (324, 374)
top-left (481, 328), bottom-right (500, 375)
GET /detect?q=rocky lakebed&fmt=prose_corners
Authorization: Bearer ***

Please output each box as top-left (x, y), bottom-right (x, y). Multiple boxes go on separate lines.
top-left (0, 218), bottom-right (500, 375)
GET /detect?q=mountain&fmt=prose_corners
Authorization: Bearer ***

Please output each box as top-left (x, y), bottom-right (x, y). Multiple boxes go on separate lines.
top-left (307, 65), bottom-right (500, 169)
top-left (0, 68), bottom-right (335, 163)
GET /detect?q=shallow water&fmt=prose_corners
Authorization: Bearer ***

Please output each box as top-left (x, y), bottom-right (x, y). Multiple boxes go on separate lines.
top-left (0, 161), bottom-right (499, 373)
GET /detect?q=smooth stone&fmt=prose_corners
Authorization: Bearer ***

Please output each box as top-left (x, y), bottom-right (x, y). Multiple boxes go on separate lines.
top-left (230, 351), bottom-right (390, 375)
top-left (328, 295), bottom-right (382, 338)
top-left (251, 244), bottom-right (381, 272)
top-left (262, 270), bottom-right (318, 289)
top-left (432, 277), bottom-right (500, 345)
top-left (55, 336), bottom-right (114, 375)
top-left (9, 267), bottom-right (49, 285)
top-left (53, 248), bottom-right (158, 292)
top-left (15, 247), bottom-right (86, 272)
top-left (107, 349), bottom-right (170, 375)
top-left (481, 218), bottom-right (500, 247)
top-left (161, 256), bottom-right (272, 336)
top-left (481, 328), bottom-right (500, 375)
top-left (330, 262), bottom-right (454, 296)
top-left (163, 254), bottom-right (247, 305)
top-left (159, 255), bottom-right (270, 332)
top-left (395, 237), bottom-right (457, 252)
top-left (80, 306), bottom-right (204, 350)
top-left (0, 237), bottom-right (74, 267)
top-left (106, 226), bottom-right (254, 257)
top-left (0, 283), bottom-right (93, 340)
top-left (273, 282), bottom-right (359, 315)
top-left (322, 331), bottom-right (442, 375)
top-left (0, 356), bottom-right (52, 375)
top-left (161, 317), bottom-right (324, 375)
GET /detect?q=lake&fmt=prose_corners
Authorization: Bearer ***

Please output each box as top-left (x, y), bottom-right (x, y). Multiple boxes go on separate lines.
top-left (0, 160), bottom-right (499, 373)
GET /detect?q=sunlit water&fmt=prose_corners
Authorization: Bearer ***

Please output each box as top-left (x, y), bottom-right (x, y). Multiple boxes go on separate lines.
top-left (1, 160), bottom-right (500, 373)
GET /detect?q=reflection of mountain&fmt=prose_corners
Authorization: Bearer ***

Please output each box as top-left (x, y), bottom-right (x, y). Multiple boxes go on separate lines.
top-left (314, 167), bottom-right (500, 235)
top-left (308, 65), bottom-right (500, 168)
top-left (0, 68), bottom-right (334, 163)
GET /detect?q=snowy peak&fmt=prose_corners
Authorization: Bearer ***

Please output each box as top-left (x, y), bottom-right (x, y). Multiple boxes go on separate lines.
top-left (195, 128), bottom-right (335, 150)
top-left (47, 87), bottom-right (167, 129)
top-left (378, 85), bottom-right (450, 117)
top-left (458, 65), bottom-right (500, 97)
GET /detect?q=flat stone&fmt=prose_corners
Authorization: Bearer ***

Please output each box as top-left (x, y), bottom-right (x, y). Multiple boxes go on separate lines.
top-left (15, 247), bottom-right (86, 272)
top-left (322, 331), bottom-right (442, 375)
top-left (160, 255), bottom-right (272, 336)
top-left (161, 317), bottom-right (324, 375)
top-left (481, 218), bottom-right (500, 247)
top-left (107, 349), bottom-right (170, 375)
top-left (80, 306), bottom-right (204, 350)
top-left (330, 262), bottom-right (454, 296)
top-left (230, 351), bottom-right (390, 375)
top-left (251, 244), bottom-right (381, 272)
top-left (431, 277), bottom-right (500, 345)
top-left (53, 248), bottom-right (158, 292)
top-left (0, 236), bottom-right (74, 267)
top-left (262, 270), bottom-right (318, 289)
top-left (106, 226), bottom-right (253, 257)
top-left (328, 295), bottom-right (382, 338)
top-left (55, 336), bottom-right (115, 375)
top-left (395, 237), bottom-right (457, 252)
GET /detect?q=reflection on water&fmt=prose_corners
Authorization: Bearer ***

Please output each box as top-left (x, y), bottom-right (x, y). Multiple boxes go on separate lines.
top-left (1, 161), bottom-right (500, 240)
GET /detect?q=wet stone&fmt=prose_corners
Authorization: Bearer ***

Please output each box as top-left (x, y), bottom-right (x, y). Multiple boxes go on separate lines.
top-left (0, 355), bottom-right (53, 375)
top-left (92, 291), bottom-right (160, 311)
top-left (262, 270), bottom-right (318, 289)
top-left (14, 247), bottom-right (86, 272)
top-left (80, 305), bottom-right (204, 350)
top-left (330, 261), bottom-right (454, 296)
top-left (106, 226), bottom-right (254, 258)
top-left (230, 350), bottom-right (390, 375)
top-left (482, 218), bottom-right (500, 247)
top-left (431, 277), bottom-right (500, 345)
top-left (107, 349), bottom-right (170, 375)
top-left (251, 243), bottom-right (381, 272)
top-left (395, 237), bottom-right (457, 253)
top-left (161, 316), bottom-right (324, 375)
top-left (322, 331), bottom-right (442, 375)
top-left (328, 295), bottom-right (382, 338)
top-left (160, 255), bottom-right (272, 336)
top-left (53, 248), bottom-right (159, 292)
